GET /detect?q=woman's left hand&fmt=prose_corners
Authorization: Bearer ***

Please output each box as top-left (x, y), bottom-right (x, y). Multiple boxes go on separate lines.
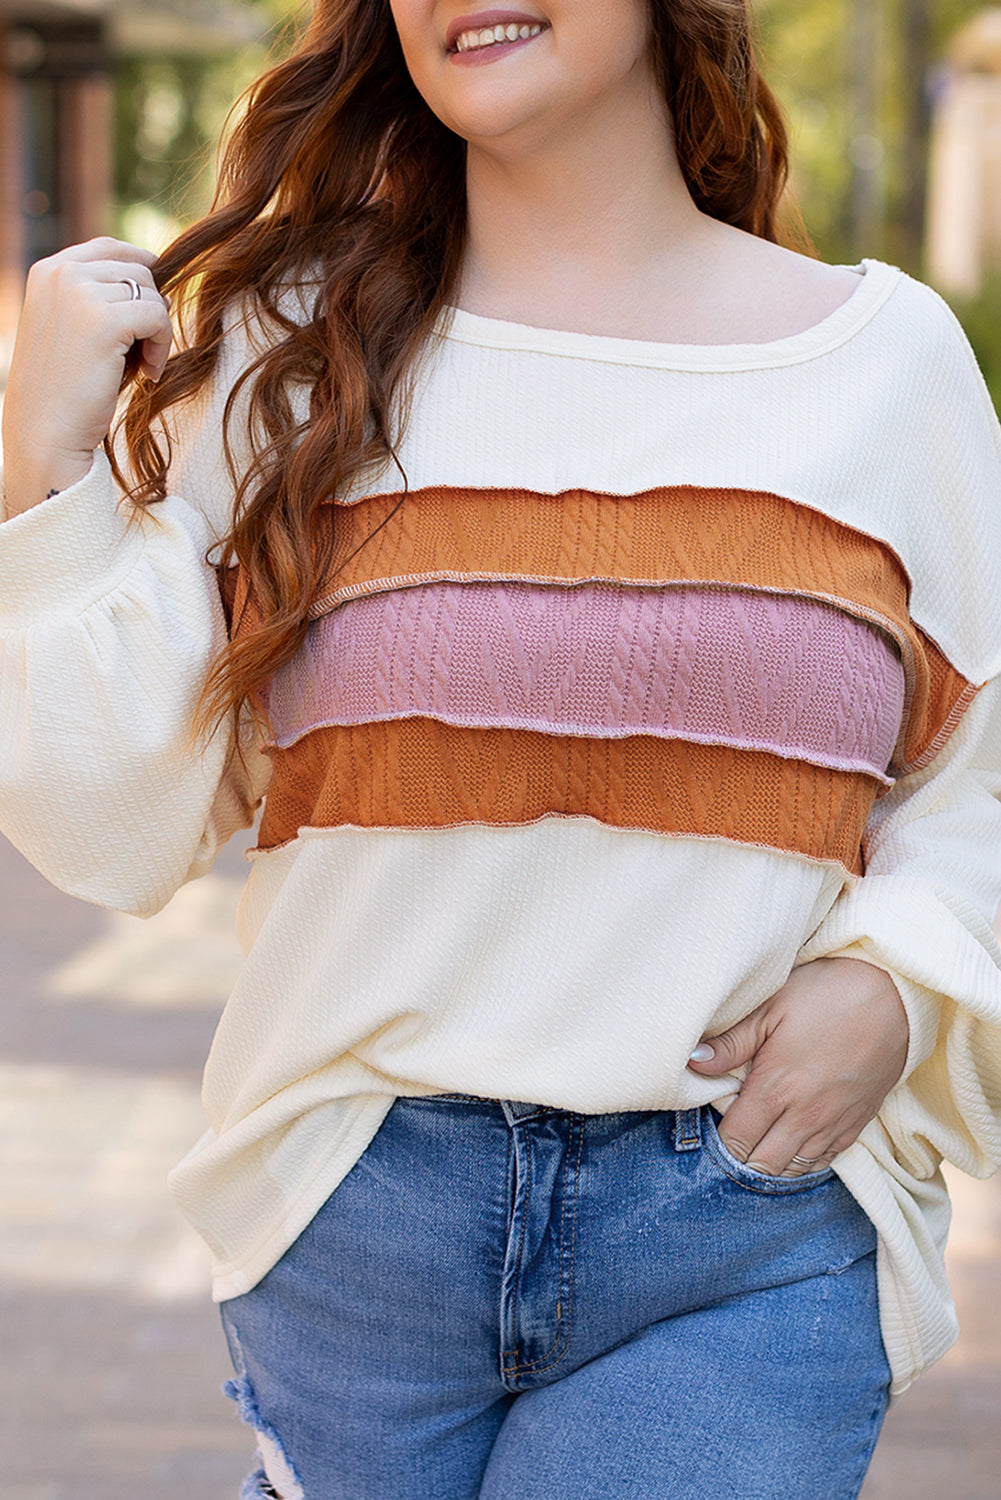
top-left (687, 957), bottom-right (909, 1176)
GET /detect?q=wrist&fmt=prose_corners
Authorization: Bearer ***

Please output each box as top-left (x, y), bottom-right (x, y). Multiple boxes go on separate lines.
top-left (2, 447), bottom-right (96, 518)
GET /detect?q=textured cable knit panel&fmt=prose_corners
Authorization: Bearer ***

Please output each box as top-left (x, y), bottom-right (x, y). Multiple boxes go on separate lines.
top-left (268, 484), bottom-right (971, 771)
top-left (308, 485), bottom-right (903, 616)
top-left (256, 719), bottom-right (877, 872)
top-left (267, 580), bottom-right (905, 783)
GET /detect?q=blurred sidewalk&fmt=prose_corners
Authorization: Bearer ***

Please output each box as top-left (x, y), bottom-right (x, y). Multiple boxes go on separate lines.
top-left (1, 831), bottom-right (251, 1500)
top-left (1, 831), bottom-right (1000, 1499)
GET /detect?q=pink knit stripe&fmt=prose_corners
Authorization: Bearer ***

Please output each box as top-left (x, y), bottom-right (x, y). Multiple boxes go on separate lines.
top-left (267, 580), bottom-right (905, 779)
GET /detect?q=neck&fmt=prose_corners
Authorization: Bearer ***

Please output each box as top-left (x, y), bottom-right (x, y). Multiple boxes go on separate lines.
top-left (457, 93), bottom-right (710, 328)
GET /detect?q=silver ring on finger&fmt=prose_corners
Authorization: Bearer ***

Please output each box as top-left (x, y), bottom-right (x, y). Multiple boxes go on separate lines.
top-left (120, 278), bottom-right (142, 302)
top-left (791, 1154), bottom-right (824, 1167)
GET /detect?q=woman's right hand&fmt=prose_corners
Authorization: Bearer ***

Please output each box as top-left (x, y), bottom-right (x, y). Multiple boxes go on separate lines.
top-left (2, 238), bottom-right (173, 518)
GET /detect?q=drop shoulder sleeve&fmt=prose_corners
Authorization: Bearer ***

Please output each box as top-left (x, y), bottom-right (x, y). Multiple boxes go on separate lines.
top-left (801, 280), bottom-right (1001, 1179)
top-left (0, 332), bottom-right (270, 917)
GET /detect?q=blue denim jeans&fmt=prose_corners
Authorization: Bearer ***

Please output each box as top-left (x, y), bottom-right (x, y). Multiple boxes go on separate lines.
top-left (220, 1096), bottom-right (890, 1499)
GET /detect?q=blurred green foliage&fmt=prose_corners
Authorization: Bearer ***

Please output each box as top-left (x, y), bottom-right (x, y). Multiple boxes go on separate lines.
top-left (756, 0), bottom-right (986, 267)
top-left (111, 0), bottom-right (303, 249)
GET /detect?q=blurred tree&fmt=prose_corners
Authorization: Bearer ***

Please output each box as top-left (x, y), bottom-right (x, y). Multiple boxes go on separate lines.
top-left (111, 0), bottom-right (303, 247)
top-left (899, 0), bottom-right (935, 266)
top-left (757, 0), bottom-right (987, 270)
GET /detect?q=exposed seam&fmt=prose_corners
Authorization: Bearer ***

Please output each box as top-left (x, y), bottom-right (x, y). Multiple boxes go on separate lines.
top-left (501, 1126), bottom-right (533, 1371)
top-left (893, 678), bottom-right (981, 775)
top-left (263, 705), bottom-right (899, 786)
top-left (503, 1113), bottom-right (585, 1377)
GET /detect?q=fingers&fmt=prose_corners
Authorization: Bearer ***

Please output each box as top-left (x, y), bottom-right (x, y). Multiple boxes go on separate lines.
top-left (54, 236), bottom-right (160, 270)
top-left (31, 250), bottom-right (172, 374)
top-left (3, 237), bottom-right (174, 508)
top-left (39, 255), bottom-right (162, 306)
top-left (102, 287), bottom-right (171, 360)
top-left (89, 262), bottom-right (160, 297)
top-left (687, 1008), bottom-right (768, 1075)
top-left (720, 1104), bottom-right (854, 1176)
top-left (715, 1070), bottom-right (869, 1176)
top-left (89, 280), bottom-right (173, 382)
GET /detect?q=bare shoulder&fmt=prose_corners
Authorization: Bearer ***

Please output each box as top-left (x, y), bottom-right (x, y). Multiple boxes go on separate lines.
top-left (756, 241), bottom-right (863, 321)
top-left (712, 228), bottom-right (863, 342)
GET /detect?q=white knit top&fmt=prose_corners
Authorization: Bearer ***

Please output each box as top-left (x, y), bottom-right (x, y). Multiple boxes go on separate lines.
top-left (3, 259), bottom-right (1001, 1395)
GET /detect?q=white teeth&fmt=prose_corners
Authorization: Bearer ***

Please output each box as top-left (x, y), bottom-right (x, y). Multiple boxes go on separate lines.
top-left (454, 21), bottom-right (544, 53)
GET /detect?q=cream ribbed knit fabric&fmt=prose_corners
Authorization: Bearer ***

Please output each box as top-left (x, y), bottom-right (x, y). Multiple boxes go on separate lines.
top-left (2, 260), bottom-right (1001, 1394)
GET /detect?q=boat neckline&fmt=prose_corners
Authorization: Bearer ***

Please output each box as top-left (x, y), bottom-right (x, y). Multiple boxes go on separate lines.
top-left (439, 259), bottom-right (901, 372)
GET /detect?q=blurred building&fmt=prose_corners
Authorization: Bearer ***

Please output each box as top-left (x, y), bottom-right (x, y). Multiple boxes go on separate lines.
top-left (927, 8), bottom-right (1001, 295)
top-left (0, 0), bottom-right (264, 370)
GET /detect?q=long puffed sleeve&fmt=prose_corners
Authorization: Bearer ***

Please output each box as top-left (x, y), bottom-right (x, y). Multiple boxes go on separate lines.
top-left (0, 313), bottom-right (273, 915)
top-left (0, 448), bottom-right (268, 915)
top-left (801, 676), bottom-right (1001, 1390)
top-left (763, 273), bottom-right (1001, 1390)
top-left (800, 676), bottom-right (1001, 1177)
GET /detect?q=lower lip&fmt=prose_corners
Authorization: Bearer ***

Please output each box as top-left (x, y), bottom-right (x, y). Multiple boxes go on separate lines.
top-left (448, 30), bottom-right (547, 66)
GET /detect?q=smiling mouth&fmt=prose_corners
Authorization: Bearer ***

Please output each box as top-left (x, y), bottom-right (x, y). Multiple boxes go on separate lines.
top-left (450, 21), bottom-right (547, 55)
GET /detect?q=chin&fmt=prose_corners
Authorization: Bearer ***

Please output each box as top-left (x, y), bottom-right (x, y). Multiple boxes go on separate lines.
top-left (437, 99), bottom-right (548, 150)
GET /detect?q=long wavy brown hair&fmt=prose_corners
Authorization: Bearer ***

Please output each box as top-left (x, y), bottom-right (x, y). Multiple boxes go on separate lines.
top-left (114, 0), bottom-right (792, 734)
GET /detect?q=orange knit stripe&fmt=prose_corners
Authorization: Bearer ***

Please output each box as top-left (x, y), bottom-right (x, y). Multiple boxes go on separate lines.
top-left (904, 652), bottom-right (979, 774)
top-left (256, 719), bottom-right (877, 874)
top-left (310, 485), bottom-right (907, 621)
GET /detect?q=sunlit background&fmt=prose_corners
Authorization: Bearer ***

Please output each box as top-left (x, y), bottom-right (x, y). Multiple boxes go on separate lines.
top-left (2, 3), bottom-right (1001, 1498)
top-left (4, 1), bottom-right (1001, 398)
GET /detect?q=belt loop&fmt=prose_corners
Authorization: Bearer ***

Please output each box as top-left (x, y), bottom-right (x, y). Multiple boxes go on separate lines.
top-left (501, 1099), bottom-right (547, 1126)
top-left (672, 1107), bottom-right (702, 1152)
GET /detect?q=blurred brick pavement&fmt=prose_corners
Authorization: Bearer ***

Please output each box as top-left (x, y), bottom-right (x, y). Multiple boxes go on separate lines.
top-left (1, 831), bottom-right (1000, 1499)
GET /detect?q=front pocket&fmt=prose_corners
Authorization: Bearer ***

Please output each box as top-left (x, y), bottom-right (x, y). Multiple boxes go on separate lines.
top-left (702, 1107), bottom-right (835, 1196)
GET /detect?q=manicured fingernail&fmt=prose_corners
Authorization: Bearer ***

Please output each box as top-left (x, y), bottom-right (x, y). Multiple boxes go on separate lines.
top-left (689, 1043), bottom-right (715, 1062)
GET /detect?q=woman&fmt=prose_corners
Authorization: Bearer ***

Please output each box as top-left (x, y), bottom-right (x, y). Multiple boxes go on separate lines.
top-left (3, 1), bottom-right (1001, 1496)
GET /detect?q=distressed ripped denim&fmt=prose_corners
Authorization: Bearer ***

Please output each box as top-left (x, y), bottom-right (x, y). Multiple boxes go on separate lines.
top-left (220, 1096), bottom-right (890, 1499)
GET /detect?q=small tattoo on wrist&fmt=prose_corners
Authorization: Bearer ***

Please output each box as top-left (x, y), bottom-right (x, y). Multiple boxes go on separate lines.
top-left (45, 489), bottom-right (60, 499)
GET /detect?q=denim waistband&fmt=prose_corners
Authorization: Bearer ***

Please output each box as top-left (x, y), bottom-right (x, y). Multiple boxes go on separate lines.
top-left (417, 1093), bottom-right (707, 1151)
